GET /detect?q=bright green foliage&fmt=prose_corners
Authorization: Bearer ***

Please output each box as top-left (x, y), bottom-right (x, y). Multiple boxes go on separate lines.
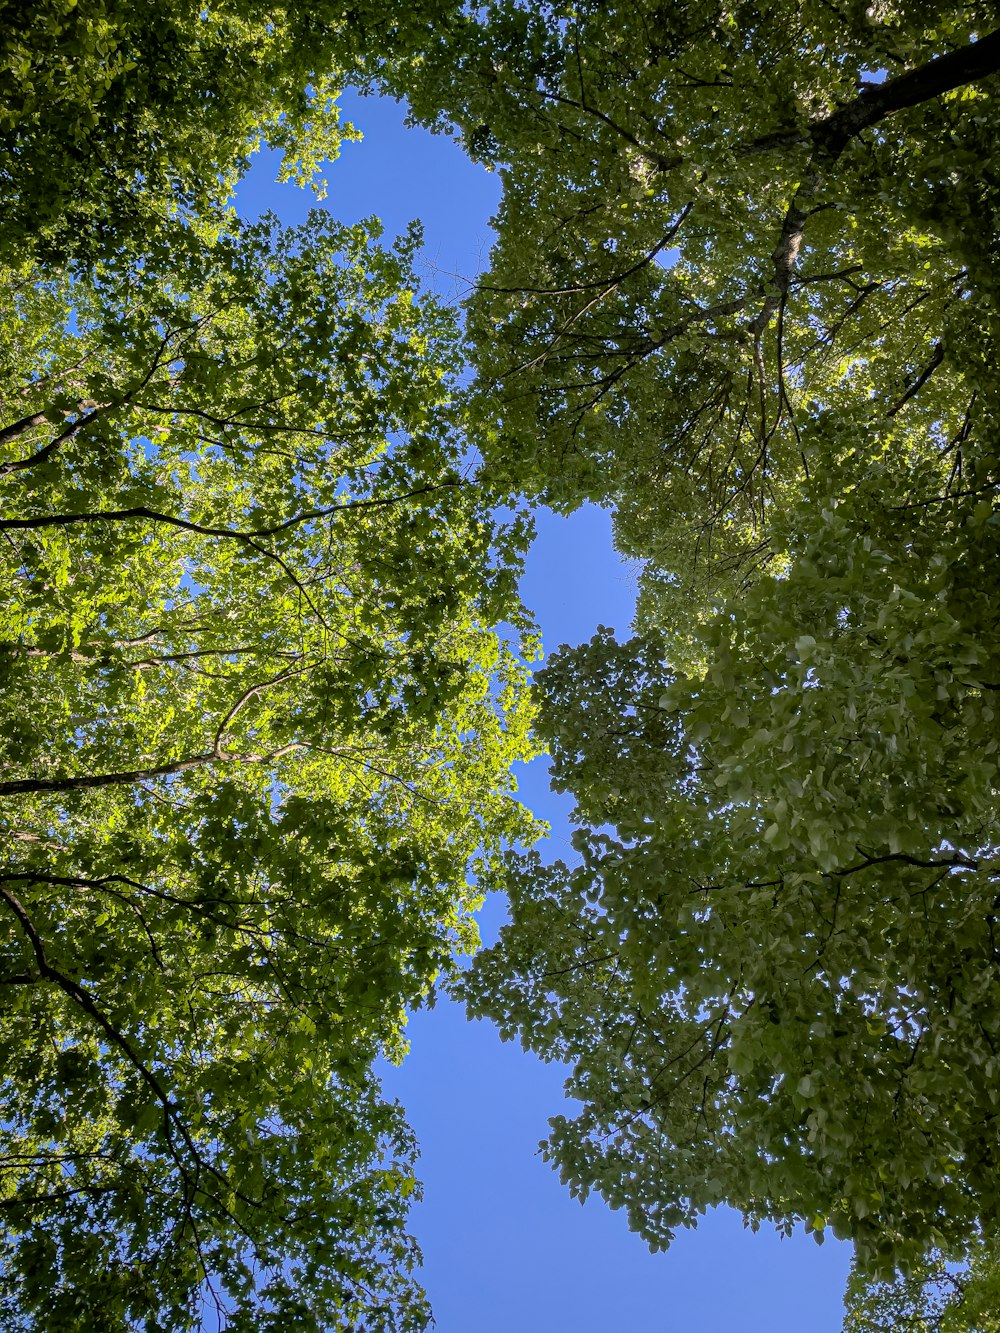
top-left (0, 0), bottom-right (454, 265)
top-left (0, 215), bottom-right (537, 1329)
top-left (390, 0), bottom-right (1000, 1289)
top-left (844, 1238), bottom-right (1000, 1332)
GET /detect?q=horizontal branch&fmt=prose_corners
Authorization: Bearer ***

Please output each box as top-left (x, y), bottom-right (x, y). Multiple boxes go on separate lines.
top-left (0, 737), bottom-right (303, 797)
top-left (0, 481), bottom-right (460, 542)
top-left (0, 640), bottom-right (303, 668)
top-left (831, 849), bottom-right (984, 878)
top-left (0, 411), bottom-right (48, 450)
top-left (0, 753), bottom-right (215, 796)
top-left (479, 205), bottom-right (693, 298)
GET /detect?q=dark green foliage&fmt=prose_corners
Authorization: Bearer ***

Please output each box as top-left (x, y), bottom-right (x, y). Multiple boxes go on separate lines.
top-left (0, 0), bottom-right (453, 265)
top-left (391, 0), bottom-right (1000, 1299)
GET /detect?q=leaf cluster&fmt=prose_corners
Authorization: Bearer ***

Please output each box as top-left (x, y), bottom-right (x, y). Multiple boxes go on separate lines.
top-left (0, 0), bottom-right (456, 265)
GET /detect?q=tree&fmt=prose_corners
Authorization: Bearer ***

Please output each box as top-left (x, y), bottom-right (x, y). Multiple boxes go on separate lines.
top-left (396, 2), bottom-right (999, 619)
top-left (0, 0), bottom-right (457, 266)
top-left (844, 1238), bottom-right (1000, 1332)
top-left (0, 213), bottom-right (537, 1329)
top-left (389, 0), bottom-right (1000, 1286)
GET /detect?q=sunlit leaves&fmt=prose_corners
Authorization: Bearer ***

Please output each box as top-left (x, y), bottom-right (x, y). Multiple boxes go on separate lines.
top-left (0, 214), bottom-right (538, 1329)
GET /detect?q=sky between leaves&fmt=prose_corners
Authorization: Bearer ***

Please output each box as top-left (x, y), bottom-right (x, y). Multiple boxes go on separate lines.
top-left (234, 87), bottom-right (853, 1333)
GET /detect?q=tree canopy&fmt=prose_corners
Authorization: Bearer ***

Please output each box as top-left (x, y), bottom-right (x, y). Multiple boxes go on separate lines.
top-left (0, 212), bottom-right (536, 1328)
top-left (387, 0), bottom-right (1000, 1288)
top-left (7, 0), bottom-right (1000, 1324)
top-left (843, 1237), bottom-right (1000, 1332)
top-left (398, 2), bottom-right (1000, 597)
top-left (0, 0), bottom-right (458, 265)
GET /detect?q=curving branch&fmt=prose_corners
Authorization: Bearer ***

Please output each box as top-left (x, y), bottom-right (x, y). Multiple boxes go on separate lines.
top-left (0, 881), bottom-right (266, 1240)
top-left (0, 401), bottom-right (112, 477)
top-left (0, 481), bottom-right (460, 542)
top-left (212, 664), bottom-right (313, 758)
top-left (763, 28), bottom-right (1000, 313)
top-left (0, 882), bottom-right (189, 1148)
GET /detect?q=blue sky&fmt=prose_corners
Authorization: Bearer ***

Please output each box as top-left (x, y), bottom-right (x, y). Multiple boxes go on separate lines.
top-left (236, 89), bottom-right (853, 1332)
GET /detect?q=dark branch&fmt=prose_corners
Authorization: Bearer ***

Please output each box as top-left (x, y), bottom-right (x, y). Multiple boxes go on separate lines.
top-left (0, 481), bottom-right (460, 541)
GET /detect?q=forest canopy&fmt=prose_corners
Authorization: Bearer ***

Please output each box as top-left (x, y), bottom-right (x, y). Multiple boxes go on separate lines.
top-left (0, 0), bottom-right (462, 265)
top-left (3, 1), bottom-right (1000, 1329)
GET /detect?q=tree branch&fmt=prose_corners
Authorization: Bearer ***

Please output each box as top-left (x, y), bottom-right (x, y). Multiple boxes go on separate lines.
top-left (0, 481), bottom-right (460, 542)
top-left (887, 341), bottom-right (945, 417)
top-left (0, 753), bottom-right (216, 796)
top-left (0, 411), bottom-right (49, 450)
top-left (0, 882), bottom-right (269, 1242)
top-left (212, 664), bottom-right (313, 758)
top-left (765, 29), bottom-right (1000, 311)
top-left (814, 28), bottom-right (1000, 160)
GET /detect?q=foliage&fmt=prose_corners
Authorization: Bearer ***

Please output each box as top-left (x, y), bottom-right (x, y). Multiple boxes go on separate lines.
top-left (387, 0), bottom-right (1000, 1286)
top-left (465, 479), bottom-right (1000, 1269)
top-left (397, 0), bottom-right (1000, 632)
top-left (0, 214), bottom-right (537, 1329)
top-left (0, 0), bottom-right (455, 265)
top-left (844, 1238), bottom-right (1000, 1332)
